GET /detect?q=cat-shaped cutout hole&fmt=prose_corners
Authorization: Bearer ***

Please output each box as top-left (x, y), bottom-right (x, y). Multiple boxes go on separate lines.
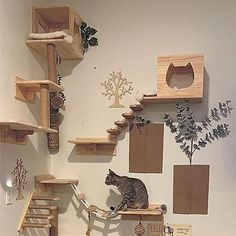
top-left (166, 63), bottom-right (194, 90)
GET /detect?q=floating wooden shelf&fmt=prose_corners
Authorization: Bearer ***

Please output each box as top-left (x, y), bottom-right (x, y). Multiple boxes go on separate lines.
top-left (118, 204), bottom-right (164, 216)
top-left (68, 138), bottom-right (117, 156)
top-left (26, 38), bottom-right (83, 60)
top-left (39, 179), bottom-right (79, 185)
top-left (15, 76), bottom-right (64, 102)
top-left (140, 96), bottom-right (202, 104)
top-left (0, 120), bottom-right (56, 144)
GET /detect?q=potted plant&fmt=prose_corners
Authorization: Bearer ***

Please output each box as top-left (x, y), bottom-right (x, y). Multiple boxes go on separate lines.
top-left (164, 100), bottom-right (232, 214)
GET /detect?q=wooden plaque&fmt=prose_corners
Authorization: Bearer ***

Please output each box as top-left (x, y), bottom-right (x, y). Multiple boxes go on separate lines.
top-left (129, 123), bottom-right (164, 173)
top-left (173, 165), bottom-right (209, 214)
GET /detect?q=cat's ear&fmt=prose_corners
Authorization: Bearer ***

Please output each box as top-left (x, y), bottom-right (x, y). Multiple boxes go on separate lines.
top-left (109, 169), bottom-right (116, 175)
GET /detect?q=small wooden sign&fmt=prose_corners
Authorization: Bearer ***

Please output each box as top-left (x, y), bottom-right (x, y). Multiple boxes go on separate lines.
top-left (165, 224), bottom-right (192, 236)
top-left (147, 223), bottom-right (164, 236)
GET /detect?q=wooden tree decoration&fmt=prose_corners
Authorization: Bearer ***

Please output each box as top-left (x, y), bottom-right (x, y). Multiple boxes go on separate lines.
top-left (11, 158), bottom-right (28, 200)
top-left (164, 100), bottom-right (232, 164)
top-left (101, 71), bottom-right (133, 108)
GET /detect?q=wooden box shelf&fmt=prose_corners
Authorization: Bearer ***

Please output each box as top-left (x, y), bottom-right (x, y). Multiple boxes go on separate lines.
top-left (68, 138), bottom-right (117, 156)
top-left (15, 76), bottom-right (64, 102)
top-left (0, 120), bottom-right (56, 144)
top-left (26, 6), bottom-right (84, 60)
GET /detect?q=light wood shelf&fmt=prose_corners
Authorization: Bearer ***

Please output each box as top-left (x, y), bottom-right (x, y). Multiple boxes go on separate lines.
top-left (140, 96), bottom-right (202, 104)
top-left (118, 204), bottom-right (165, 221)
top-left (39, 179), bottom-right (79, 185)
top-left (26, 38), bottom-right (83, 60)
top-left (14, 76), bottom-right (64, 102)
top-left (0, 120), bottom-right (56, 144)
top-left (68, 138), bottom-right (117, 156)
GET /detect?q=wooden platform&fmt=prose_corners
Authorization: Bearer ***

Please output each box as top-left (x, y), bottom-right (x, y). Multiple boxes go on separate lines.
top-left (140, 96), bottom-right (202, 104)
top-left (26, 38), bottom-right (83, 60)
top-left (68, 138), bottom-right (117, 156)
top-left (14, 76), bottom-right (64, 102)
top-left (0, 120), bottom-right (56, 144)
top-left (39, 179), bottom-right (79, 185)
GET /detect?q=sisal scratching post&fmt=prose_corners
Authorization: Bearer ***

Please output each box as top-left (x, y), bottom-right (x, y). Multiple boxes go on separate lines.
top-left (47, 43), bottom-right (59, 152)
top-left (40, 84), bottom-right (49, 128)
top-left (47, 44), bottom-right (57, 83)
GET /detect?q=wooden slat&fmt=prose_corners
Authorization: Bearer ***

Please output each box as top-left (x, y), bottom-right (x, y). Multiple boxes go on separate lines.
top-left (32, 195), bottom-right (59, 201)
top-left (22, 223), bottom-right (51, 229)
top-left (29, 204), bottom-right (57, 210)
top-left (129, 104), bottom-right (143, 112)
top-left (25, 213), bottom-right (54, 219)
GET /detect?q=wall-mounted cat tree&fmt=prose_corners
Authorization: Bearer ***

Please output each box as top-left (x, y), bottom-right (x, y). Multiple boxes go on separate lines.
top-left (141, 54), bottom-right (204, 104)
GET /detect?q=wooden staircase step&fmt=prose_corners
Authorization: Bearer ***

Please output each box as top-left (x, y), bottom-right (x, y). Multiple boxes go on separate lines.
top-left (22, 223), bottom-right (51, 228)
top-left (114, 120), bottom-right (128, 128)
top-left (32, 195), bottom-right (59, 201)
top-left (122, 112), bottom-right (135, 120)
top-left (29, 204), bottom-right (57, 210)
top-left (25, 213), bottom-right (54, 219)
top-left (130, 104), bottom-right (143, 112)
top-left (106, 128), bottom-right (121, 135)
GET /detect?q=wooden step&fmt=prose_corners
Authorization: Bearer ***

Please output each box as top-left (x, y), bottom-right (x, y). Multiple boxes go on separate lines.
top-left (32, 195), bottom-right (59, 201)
top-left (122, 112), bottom-right (135, 120)
top-left (130, 104), bottom-right (143, 112)
top-left (114, 120), bottom-right (128, 128)
top-left (25, 213), bottom-right (54, 219)
top-left (106, 128), bottom-right (121, 135)
top-left (29, 204), bottom-right (57, 210)
top-left (22, 223), bottom-right (51, 229)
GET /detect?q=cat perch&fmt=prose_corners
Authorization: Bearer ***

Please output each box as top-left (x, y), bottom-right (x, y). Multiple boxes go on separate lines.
top-left (141, 54), bottom-right (204, 104)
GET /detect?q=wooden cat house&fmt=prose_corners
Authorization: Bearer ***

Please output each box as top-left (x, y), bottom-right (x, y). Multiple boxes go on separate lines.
top-left (26, 6), bottom-right (83, 59)
top-left (157, 54), bottom-right (204, 102)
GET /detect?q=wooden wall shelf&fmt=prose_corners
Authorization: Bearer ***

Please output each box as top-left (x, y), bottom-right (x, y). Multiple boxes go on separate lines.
top-left (140, 96), bottom-right (202, 104)
top-left (118, 204), bottom-right (164, 216)
top-left (68, 138), bottom-right (117, 156)
top-left (39, 179), bottom-right (79, 185)
top-left (15, 76), bottom-right (64, 102)
top-left (0, 120), bottom-right (56, 144)
top-left (26, 39), bottom-right (83, 60)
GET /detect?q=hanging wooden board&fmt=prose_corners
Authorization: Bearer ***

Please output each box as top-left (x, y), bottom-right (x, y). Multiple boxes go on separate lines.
top-left (129, 123), bottom-right (164, 173)
top-left (173, 165), bottom-right (209, 214)
top-left (147, 223), bottom-right (164, 236)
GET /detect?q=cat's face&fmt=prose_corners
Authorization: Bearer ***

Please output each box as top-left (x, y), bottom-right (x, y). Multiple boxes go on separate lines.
top-left (105, 169), bottom-right (117, 185)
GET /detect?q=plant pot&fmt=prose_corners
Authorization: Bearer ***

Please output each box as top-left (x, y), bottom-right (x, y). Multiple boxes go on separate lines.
top-left (173, 164), bottom-right (210, 214)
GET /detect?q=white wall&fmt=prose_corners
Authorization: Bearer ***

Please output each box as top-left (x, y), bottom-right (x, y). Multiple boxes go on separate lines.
top-left (2, 0), bottom-right (236, 235)
top-left (0, 1), bottom-right (51, 236)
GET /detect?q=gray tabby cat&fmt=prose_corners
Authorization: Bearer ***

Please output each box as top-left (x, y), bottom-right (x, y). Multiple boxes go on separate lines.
top-left (105, 169), bottom-right (149, 212)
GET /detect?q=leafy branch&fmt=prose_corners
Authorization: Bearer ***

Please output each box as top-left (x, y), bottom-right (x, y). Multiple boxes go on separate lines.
top-left (164, 100), bottom-right (232, 164)
top-left (129, 115), bottom-right (151, 134)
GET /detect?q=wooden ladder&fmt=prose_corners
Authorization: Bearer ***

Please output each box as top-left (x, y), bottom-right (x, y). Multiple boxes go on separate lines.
top-left (18, 192), bottom-right (59, 236)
